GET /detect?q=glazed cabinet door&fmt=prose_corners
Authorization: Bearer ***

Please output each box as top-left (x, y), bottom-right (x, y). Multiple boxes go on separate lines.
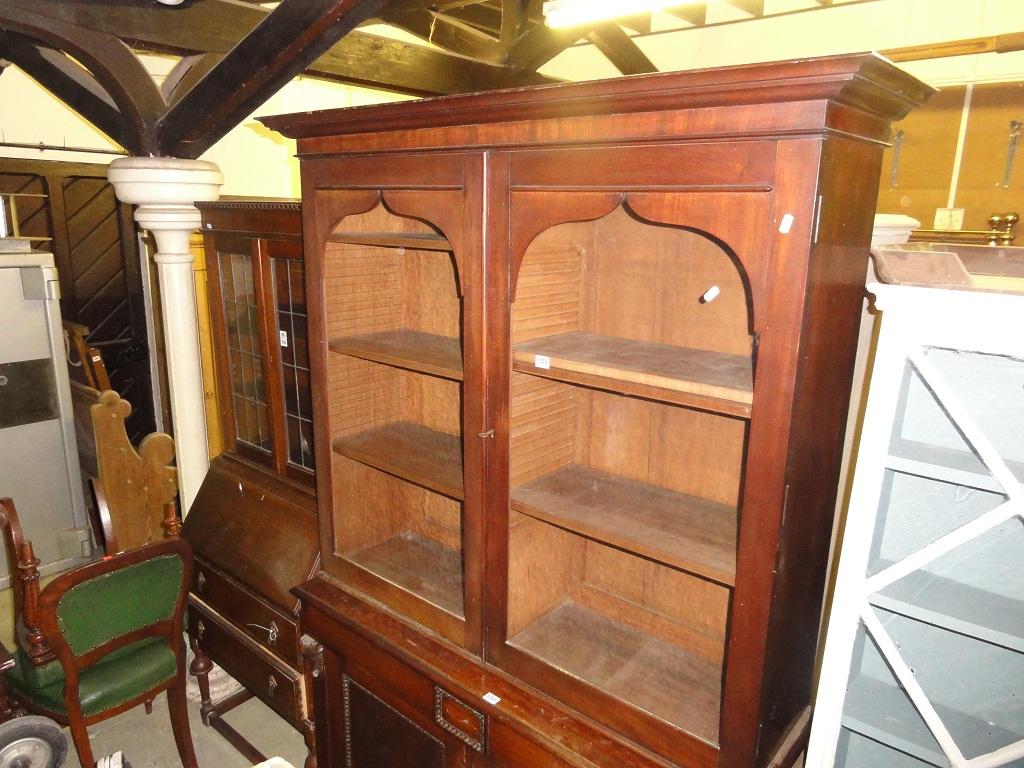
top-left (484, 142), bottom-right (785, 768)
top-left (303, 154), bottom-right (485, 653)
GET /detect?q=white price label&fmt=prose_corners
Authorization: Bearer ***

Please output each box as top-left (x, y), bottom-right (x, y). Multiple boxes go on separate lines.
top-left (279, 330), bottom-right (289, 348)
top-left (534, 354), bottom-right (550, 370)
top-left (482, 692), bottom-right (501, 705)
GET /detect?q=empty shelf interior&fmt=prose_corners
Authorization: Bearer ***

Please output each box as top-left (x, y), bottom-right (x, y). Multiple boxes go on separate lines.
top-left (511, 464), bottom-right (736, 585)
top-left (330, 329), bottom-right (462, 380)
top-left (333, 422), bottom-right (463, 499)
top-left (346, 530), bottom-right (464, 618)
top-left (514, 332), bottom-right (752, 416)
top-left (509, 600), bottom-right (721, 744)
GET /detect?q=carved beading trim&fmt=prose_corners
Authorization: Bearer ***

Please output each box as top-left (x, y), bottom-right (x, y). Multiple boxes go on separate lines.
top-left (433, 687), bottom-right (486, 753)
top-left (198, 200), bottom-right (300, 211)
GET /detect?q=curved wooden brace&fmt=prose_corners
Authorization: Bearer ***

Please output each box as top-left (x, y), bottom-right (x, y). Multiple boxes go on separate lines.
top-left (0, 32), bottom-right (130, 150)
top-left (0, 5), bottom-right (166, 154)
top-left (314, 189), bottom-right (382, 245)
top-left (91, 390), bottom-right (178, 554)
top-left (508, 191), bottom-right (624, 302)
top-left (382, 189), bottom-right (468, 295)
top-left (624, 192), bottom-right (772, 333)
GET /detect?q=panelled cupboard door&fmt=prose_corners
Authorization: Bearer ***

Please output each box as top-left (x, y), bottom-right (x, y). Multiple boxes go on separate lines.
top-left (485, 144), bottom-right (782, 768)
top-left (304, 154), bottom-right (486, 654)
top-left (316, 649), bottom-right (483, 768)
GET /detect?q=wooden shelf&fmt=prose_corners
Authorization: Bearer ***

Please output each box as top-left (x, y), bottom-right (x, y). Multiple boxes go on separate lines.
top-left (512, 332), bottom-right (752, 417)
top-left (842, 675), bottom-right (1024, 766)
top-left (329, 330), bottom-right (462, 380)
top-left (346, 530), bottom-right (464, 618)
top-left (332, 422), bottom-right (463, 500)
top-left (511, 465), bottom-right (736, 586)
top-left (870, 571), bottom-right (1024, 654)
top-left (328, 231), bottom-right (451, 251)
top-left (887, 439), bottom-right (1024, 493)
top-left (509, 601), bottom-right (721, 745)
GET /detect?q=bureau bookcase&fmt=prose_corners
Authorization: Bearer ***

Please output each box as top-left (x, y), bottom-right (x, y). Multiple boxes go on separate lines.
top-left (263, 54), bottom-right (931, 768)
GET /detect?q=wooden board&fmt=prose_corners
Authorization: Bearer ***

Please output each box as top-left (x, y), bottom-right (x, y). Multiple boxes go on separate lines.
top-left (513, 332), bottom-right (752, 416)
top-left (508, 600), bottom-right (722, 745)
top-left (347, 530), bottom-right (464, 619)
top-left (332, 421), bottom-right (463, 500)
top-left (329, 329), bottom-right (462, 380)
top-left (328, 231), bottom-right (452, 251)
top-left (512, 464), bottom-right (736, 586)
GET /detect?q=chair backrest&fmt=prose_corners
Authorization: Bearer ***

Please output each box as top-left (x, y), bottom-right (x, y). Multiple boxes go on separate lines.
top-left (36, 537), bottom-right (193, 669)
top-left (89, 390), bottom-right (178, 554)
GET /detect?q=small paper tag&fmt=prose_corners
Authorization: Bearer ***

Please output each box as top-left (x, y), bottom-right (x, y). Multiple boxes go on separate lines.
top-left (534, 354), bottom-right (550, 370)
top-left (279, 330), bottom-right (289, 347)
top-left (482, 692), bottom-right (501, 705)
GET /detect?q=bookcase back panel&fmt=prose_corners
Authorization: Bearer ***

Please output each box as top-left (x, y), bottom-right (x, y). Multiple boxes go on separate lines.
top-left (328, 357), bottom-right (462, 439)
top-left (324, 247), bottom-right (460, 341)
top-left (333, 456), bottom-right (463, 554)
top-left (506, 512), bottom-right (725, 744)
top-left (512, 206), bottom-right (751, 355)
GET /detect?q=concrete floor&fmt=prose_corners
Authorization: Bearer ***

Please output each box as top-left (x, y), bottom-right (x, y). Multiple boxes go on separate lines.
top-left (61, 692), bottom-right (307, 768)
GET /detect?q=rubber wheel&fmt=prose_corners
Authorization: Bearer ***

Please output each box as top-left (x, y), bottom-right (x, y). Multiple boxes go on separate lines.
top-left (0, 716), bottom-right (68, 768)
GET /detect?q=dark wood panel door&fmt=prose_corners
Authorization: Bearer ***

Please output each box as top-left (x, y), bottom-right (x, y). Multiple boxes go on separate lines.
top-left (0, 158), bottom-right (155, 440)
top-left (313, 645), bottom-right (482, 768)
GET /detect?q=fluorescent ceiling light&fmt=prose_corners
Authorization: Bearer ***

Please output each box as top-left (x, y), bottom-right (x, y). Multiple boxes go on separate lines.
top-left (544, 0), bottom-right (689, 28)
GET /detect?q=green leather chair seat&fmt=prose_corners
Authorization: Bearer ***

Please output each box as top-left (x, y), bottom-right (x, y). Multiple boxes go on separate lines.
top-left (4, 638), bottom-right (176, 718)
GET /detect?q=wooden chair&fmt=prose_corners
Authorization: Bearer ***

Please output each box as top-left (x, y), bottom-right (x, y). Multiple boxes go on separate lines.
top-left (69, 384), bottom-right (178, 555)
top-left (63, 320), bottom-right (112, 392)
top-left (0, 497), bottom-right (197, 768)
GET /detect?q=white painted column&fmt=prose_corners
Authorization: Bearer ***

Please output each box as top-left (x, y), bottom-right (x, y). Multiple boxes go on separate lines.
top-left (107, 157), bottom-right (223, 513)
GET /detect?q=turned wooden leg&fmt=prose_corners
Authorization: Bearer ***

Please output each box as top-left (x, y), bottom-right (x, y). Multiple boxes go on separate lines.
top-left (68, 721), bottom-right (94, 768)
top-left (189, 645), bottom-right (215, 726)
top-left (167, 681), bottom-right (199, 768)
top-left (302, 718), bottom-right (317, 768)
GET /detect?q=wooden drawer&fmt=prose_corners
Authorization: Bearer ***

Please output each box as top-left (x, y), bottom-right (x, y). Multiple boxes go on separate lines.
top-left (188, 601), bottom-right (304, 726)
top-left (193, 558), bottom-right (299, 667)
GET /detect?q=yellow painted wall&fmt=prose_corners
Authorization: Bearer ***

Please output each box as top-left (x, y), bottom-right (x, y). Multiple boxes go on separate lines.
top-left (540, 0), bottom-right (1024, 87)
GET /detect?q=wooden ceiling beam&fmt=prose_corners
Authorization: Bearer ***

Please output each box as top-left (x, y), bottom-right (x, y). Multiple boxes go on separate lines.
top-left (0, 3), bottom-right (165, 154)
top-left (380, 5), bottom-right (505, 65)
top-left (158, 0), bottom-right (386, 158)
top-left (723, 0), bottom-right (765, 17)
top-left (506, 22), bottom-right (586, 71)
top-left (586, 23), bottom-right (658, 75)
top-left (160, 53), bottom-right (226, 107)
top-left (618, 14), bottom-right (653, 34)
top-left (0, 32), bottom-right (130, 149)
top-left (666, 4), bottom-right (708, 26)
top-left (18, 0), bottom-right (555, 98)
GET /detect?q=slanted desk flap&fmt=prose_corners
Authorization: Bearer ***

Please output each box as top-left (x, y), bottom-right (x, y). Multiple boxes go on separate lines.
top-left (183, 455), bottom-right (318, 613)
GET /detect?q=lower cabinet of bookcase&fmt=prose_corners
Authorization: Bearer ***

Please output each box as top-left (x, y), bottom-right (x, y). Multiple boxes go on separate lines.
top-left (304, 625), bottom-right (605, 768)
top-left (313, 648), bottom-right (485, 767)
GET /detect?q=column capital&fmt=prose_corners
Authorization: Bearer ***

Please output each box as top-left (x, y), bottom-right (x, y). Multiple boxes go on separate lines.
top-left (107, 157), bottom-right (223, 208)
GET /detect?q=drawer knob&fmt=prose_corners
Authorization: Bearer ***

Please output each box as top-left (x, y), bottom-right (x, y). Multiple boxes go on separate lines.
top-left (268, 675), bottom-right (278, 697)
top-left (196, 572), bottom-right (206, 593)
